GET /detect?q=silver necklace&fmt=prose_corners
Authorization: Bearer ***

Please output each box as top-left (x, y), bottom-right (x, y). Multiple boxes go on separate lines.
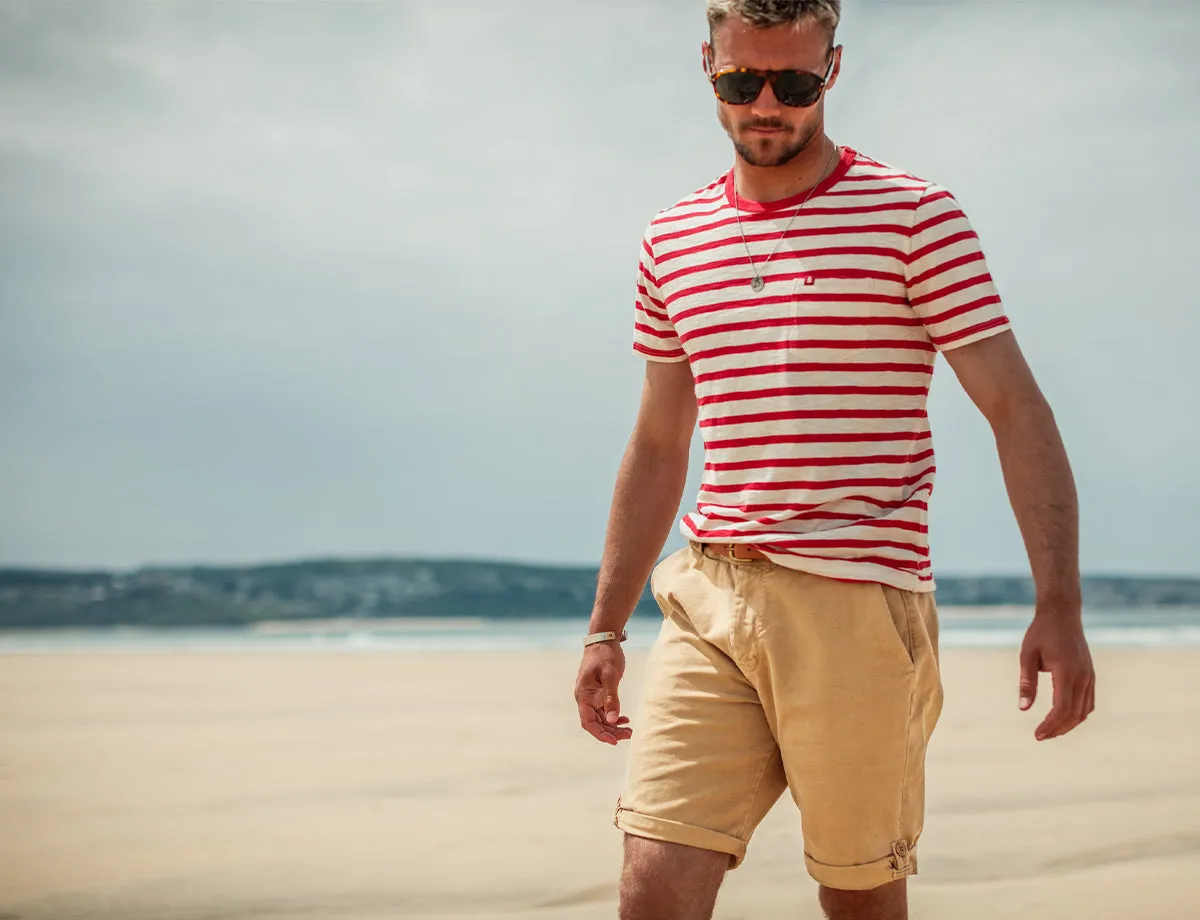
top-left (734, 144), bottom-right (839, 292)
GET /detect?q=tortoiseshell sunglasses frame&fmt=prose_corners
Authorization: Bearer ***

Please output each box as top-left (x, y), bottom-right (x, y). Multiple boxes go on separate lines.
top-left (701, 42), bottom-right (841, 108)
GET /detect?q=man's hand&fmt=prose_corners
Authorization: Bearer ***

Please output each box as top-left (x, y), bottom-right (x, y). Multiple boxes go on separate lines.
top-left (1018, 608), bottom-right (1095, 741)
top-left (574, 641), bottom-right (633, 745)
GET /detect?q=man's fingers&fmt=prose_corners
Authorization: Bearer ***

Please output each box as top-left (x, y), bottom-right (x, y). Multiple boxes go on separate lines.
top-left (579, 706), bottom-right (628, 745)
top-left (575, 690), bottom-right (612, 742)
top-left (1036, 681), bottom-right (1075, 743)
top-left (603, 689), bottom-right (622, 725)
top-left (1068, 673), bottom-right (1095, 731)
top-left (1018, 644), bottom-right (1040, 711)
top-left (1045, 682), bottom-right (1086, 740)
top-left (1035, 665), bottom-right (1073, 740)
top-left (576, 693), bottom-right (632, 745)
top-left (594, 703), bottom-right (632, 737)
top-left (1036, 664), bottom-right (1095, 740)
top-left (1064, 660), bottom-right (1096, 737)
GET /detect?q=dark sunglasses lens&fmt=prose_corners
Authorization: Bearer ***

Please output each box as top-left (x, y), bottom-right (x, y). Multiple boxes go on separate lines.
top-left (772, 71), bottom-right (824, 107)
top-left (713, 71), bottom-right (765, 105)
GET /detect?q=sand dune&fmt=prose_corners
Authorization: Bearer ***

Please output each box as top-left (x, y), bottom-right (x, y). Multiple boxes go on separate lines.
top-left (2, 647), bottom-right (1198, 918)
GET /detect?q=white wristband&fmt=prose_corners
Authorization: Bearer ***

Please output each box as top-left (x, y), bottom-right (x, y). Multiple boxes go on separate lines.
top-left (583, 629), bottom-right (628, 647)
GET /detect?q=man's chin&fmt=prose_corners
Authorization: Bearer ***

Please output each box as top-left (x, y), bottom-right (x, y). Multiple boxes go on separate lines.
top-left (736, 140), bottom-right (802, 169)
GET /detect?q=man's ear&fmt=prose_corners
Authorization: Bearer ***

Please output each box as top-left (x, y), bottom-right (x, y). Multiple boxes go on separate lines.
top-left (701, 40), bottom-right (713, 78)
top-left (826, 44), bottom-right (843, 91)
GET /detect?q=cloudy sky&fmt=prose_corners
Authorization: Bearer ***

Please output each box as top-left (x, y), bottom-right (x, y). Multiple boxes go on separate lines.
top-left (2, 1), bottom-right (1198, 575)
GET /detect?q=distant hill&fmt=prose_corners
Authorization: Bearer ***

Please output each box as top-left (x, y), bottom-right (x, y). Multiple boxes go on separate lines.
top-left (1, 558), bottom-right (1198, 629)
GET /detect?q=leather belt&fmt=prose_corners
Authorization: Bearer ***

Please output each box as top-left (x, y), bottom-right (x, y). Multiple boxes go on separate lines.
top-left (691, 541), bottom-right (771, 562)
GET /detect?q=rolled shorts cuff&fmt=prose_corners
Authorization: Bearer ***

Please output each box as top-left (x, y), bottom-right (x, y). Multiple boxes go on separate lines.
top-left (615, 806), bottom-right (748, 869)
top-left (804, 843), bottom-right (918, 890)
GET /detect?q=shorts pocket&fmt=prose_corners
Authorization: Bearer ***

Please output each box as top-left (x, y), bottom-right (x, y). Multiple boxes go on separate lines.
top-left (649, 547), bottom-right (693, 619)
top-left (877, 585), bottom-right (917, 672)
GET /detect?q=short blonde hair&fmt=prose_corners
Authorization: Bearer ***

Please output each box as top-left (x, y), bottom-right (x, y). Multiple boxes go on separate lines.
top-left (706, 0), bottom-right (841, 47)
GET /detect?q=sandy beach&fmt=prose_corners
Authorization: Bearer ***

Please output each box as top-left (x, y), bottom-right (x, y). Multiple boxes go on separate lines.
top-left (2, 646), bottom-right (1198, 919)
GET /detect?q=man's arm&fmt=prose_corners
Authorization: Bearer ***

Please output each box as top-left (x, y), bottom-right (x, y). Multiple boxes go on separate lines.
top-left (942, 330), bottom-right (1095, 741)
top-left (574, 359), bottom-right (697, 745)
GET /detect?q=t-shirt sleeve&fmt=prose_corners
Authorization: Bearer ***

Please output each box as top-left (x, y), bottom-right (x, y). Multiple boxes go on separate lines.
top-left (632, 227), bottom-right (687, 363)
top-left (905, 185), bottom-right (1011, 351)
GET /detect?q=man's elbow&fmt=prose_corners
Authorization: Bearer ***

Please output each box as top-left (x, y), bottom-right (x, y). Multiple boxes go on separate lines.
top-left (985, 382), bottom-right (1056, 438)
top-left (628, 426), bottom-right (692, 478)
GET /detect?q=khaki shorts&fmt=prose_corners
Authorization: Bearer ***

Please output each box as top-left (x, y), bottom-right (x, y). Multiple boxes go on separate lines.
top-left (615, 543), bottom-right (943, 891)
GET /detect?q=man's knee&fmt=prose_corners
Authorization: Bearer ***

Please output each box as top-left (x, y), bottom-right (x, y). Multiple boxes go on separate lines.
top-left (818, 878), bottom-right (907, 920)
top-left (619, 834), bottom-right (732, 920)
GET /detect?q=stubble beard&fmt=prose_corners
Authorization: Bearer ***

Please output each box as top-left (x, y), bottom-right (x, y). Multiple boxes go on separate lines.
top-left (725, 114), bottom-right (823, 169)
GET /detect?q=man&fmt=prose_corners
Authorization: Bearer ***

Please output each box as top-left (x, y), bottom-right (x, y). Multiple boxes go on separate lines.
top-left (573, 2), bottom-right (1096, 918)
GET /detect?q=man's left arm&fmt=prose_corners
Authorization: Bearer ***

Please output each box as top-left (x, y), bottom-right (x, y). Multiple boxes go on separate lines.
top-left (942, 331), bottom-right (1095, 741)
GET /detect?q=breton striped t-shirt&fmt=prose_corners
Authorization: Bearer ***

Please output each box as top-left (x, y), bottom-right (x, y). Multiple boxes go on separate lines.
top-left (632, 146), bottom-right (1011, 592)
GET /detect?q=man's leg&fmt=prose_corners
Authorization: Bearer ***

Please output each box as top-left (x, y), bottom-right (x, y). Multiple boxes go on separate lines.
top-left (619, 836), bottom-right (731, 920)
top-left (818, 879), bottom-right (907, 920)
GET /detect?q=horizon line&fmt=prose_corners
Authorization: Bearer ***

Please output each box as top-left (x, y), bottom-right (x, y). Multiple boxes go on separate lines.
top-left (1, 553), bottom-right (1198, 583)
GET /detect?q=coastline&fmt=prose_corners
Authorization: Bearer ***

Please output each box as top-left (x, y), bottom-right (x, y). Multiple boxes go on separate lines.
top-left (2, 606), bottom-right (1199, 656)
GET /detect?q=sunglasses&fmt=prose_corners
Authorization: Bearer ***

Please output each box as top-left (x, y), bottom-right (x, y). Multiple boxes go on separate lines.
top-left (705, 46), bottom-right (839, 108)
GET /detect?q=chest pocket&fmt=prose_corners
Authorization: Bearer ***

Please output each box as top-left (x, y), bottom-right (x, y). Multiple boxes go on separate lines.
top-left (789, 271), bottom-right (820, 319)
top-left (787, 270), bottom-right (892, 365)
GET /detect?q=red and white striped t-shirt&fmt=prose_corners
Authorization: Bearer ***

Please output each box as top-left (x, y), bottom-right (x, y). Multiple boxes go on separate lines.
top-left (632, 146), bottom-right (1010, 592)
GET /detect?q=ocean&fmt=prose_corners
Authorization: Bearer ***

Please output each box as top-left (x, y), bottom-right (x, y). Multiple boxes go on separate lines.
top-left (2, 607), bottom-right (1199, 654)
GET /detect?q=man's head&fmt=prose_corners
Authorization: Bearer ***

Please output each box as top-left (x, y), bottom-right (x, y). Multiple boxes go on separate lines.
top-left (704, 0), bottom-right (842, 169)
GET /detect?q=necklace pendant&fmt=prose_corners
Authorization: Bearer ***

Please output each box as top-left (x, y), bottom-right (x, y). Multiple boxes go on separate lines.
top-left (750, 275), bottom-right (765, 292)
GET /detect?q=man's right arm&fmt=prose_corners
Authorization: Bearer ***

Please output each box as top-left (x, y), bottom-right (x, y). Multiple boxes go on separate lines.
top-left (591, 358), bottom-right (697, 635)
top-left (574, 358), bottom-right (697, 745)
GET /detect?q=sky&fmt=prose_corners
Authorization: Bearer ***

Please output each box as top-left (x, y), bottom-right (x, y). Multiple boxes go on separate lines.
top-left (1, 0), bottom-right (1198, 575)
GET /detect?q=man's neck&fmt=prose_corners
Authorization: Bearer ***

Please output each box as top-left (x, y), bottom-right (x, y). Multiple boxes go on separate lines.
top-left (733, 134), bottom-right (837, 205)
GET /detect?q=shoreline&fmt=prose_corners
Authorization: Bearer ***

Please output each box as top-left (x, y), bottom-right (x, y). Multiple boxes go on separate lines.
top-left (2, 608), bottom-right (1200, 657)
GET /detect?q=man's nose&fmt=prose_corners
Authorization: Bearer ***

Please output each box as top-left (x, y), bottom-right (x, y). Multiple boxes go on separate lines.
top-left (749, 79), bottom-right (782, 117)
